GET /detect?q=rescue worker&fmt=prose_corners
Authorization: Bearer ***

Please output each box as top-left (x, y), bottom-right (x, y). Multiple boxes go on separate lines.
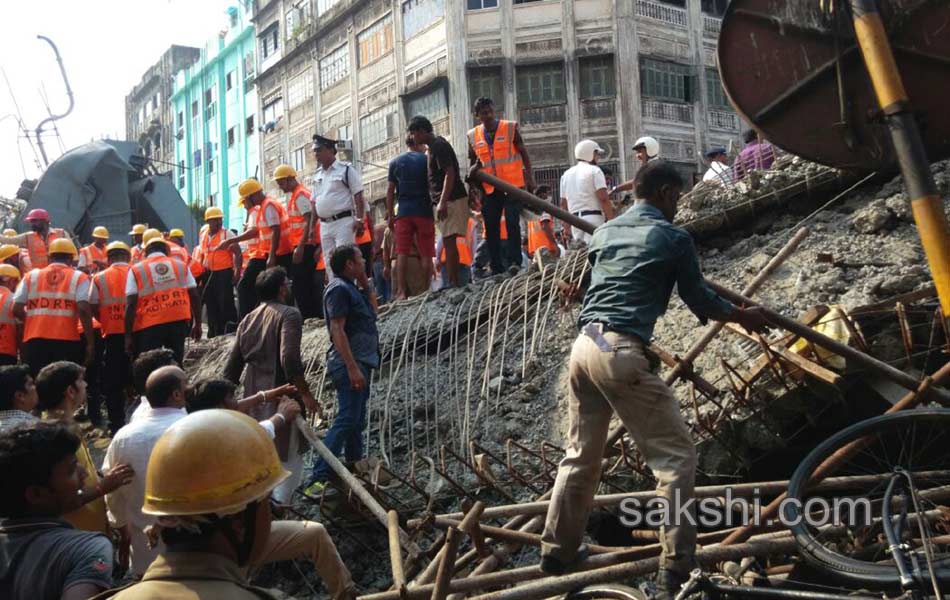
top-left (526, 211), bottom-right (559, 260)
top-left (0, 208), bottom-right (68, 271)
top-left (166, 228), bottom-right (191, 266)
top-left (702, 147), bottom-right (733, 185)
top-left (125, 235), bottom-right (202, 365)
top-left (129, 224), bottom-right (147, 263)
top-left (219, 180), bottom-right (293, 314)
top-left (0, 244), bottom-right (21, 272)
top-left (560, 139), bottom-right (614, 246)
top-left (79, 226), bottom-right (110, 274)
top-left (274, 164), bottom-right (319, 318)
top-left (538, 162), bottom-right (767, 598)
top-left (0, 264), bottom-right (21, 365)
top-left (467, 97), bottom-right (535, 276)
top-left (610, 136), bottom-right (661, 196)
top-left (355, 199), bottom-right (374, 279)
top-left (236, 197), bottom-right (262, 318)
top-left (437, 217), bottom-right (477, 288)
top-left (89, 241), bottom-right (134, 434)
top-left (12, 239), bottom-right (95, 376)
top-left (310, 135), bottom-right (367, 282)
top-left (199, 207), bottom-right (241, 337)
top-left (99, 410), bottom-right (290, 599)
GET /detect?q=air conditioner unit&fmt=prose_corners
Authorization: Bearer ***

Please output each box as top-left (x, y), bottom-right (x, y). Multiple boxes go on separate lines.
top-left (336, 139), bottom-right (353, 151)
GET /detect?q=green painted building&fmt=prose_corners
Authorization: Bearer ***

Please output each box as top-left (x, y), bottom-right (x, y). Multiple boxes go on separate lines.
top-left (172, 3), bottom-right (259, 231)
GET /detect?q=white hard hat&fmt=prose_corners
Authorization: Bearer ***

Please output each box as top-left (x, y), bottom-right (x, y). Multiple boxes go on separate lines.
top-left (633, 136), bottom-right (660, 159)
top-left (574, 139), bottom-right (604, 162)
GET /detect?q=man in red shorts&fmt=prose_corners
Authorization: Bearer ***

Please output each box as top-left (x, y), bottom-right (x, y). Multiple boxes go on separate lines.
top-left (385, 134), bottom-right (435, 300)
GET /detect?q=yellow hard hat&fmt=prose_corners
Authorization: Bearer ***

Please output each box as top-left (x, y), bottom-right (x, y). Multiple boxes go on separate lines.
top-left (129, 224), bottom-right (147, 236)
top-left (169, 228), bottom-right (185, 238)
top-left (92, 226), bottom-right (109, 240)
top-left (272, 164), bottom-right (297, 180)
top-left (142, 228), bottom-right (162, 244)
top-left (143, 410), bottom-right (290, 516)
top-left (237, 196), bottom-right (245, 208)
top-left (204, 206), bottom-right (224, 221)
top-left (0, 264), bottom-right (21, 281)
top-left (0, 244), bottom-right (18, 262)
top-left (106, 241), bottom-right (131, 254)
top-left (49, 238), bottom-right (78, 257)
top-left (3, 229), bottom-right (16, 237)
top-left (144, 236), bottom-right (168, 251)
top-left (238, 179), bottom-right (263, 198)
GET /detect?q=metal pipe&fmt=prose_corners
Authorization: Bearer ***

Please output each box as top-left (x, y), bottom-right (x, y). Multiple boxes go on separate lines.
top-left (388, 510), bottom-right (407, 590)
top-left (430, 527), bottom-right (461, 600)
top-left (34, 36), bottom-right (75, 167)
top-left (850, 0), bottom-right (950, 318)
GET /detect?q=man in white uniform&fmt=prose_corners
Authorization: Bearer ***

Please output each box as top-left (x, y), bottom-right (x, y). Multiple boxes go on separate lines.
top-left (559, 140), bottom-right (614, 246)
top-left (702, 147), bottom-right (733, 185)
top-left (311, 135), bottom-right (366, 281)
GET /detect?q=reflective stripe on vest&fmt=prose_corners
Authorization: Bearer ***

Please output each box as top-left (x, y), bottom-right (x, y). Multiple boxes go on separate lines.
top-left (355, 215), bottom-right (372, 245)
top-left (440, 219), bottom-right (475, 266)
top-left (25, 229), bottom-right (65, 270)
top-left (130, 245), bottom-right (144, 264)
top-left (286, 184), bottom-right (313, 247)
top-left (23, 264), bottom-right (84, 342)
top-left (253, 198), bottom-right (293, 256)
top-left (93, 265), bottom-right (129, 336)
top-left (131, 256), bottom-right (192, 332)
top-left (169, 244), bottom-right (190, 269)
top-left (527, 220), bottom-right (557, 256)
top-left (468, 121), bottom-right (525, 194)
top-left (80, 244), bottom-right (108, 273)
top-left (199, 229), bottom-right (234, 271)
top-left (481, 216), bottom-right (508, 241)
top-left (0, 288), bottom-right (17, 355)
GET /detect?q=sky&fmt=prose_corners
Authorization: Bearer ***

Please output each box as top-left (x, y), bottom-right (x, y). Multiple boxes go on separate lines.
top-left (0, 0), bottom-right (238, 198)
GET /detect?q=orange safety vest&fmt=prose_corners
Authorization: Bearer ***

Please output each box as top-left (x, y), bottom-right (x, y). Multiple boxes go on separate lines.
top-left (527, 219), bottom-right (557, 256)
top-left (440, 219), bottom-right (475, 266)
top-left (130, 244), bottom-right (145, 264)
top-left (168, 243), bottom-right (190, 268)
top-left (22, 263), bottom-right (87, 342)
top-left (130, 255), bottom-right (192, 332)
top-left (481, 216), bottom-right (508, 241)
top-left (355, 214), bottom-right (372, 245)
top-left (24, 228), bottom-right (67, 270)
top-left (468, 120), bottom-right (525, 194)
top-left (92, 264), bottom-right (130, 337)
top-left (0, 287), bottom-right (17, 356)
top-left (80, 243), bottom-right (108, 274)
top-left (286, 184), bottom-right (314, 247)
top-left (253, 198), bottom-right (293, 256)
top-left (199, 228), bottom-right (235, 271)
top-left (312, 220), bottom-right (326, 271)
top-left (189, 245), bottom-right (206, 279)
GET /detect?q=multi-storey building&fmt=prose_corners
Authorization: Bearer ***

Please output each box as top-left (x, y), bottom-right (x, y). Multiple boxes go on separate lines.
top-left (171, 4), bottom-right (260, 231)
top-left (125, 45), bottom-right (201, 176)
top-left (252, 0), bottom-right (739, 218)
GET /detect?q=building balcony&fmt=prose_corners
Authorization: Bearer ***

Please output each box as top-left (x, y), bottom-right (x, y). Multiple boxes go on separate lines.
top-left (703, 14), bottom-right (722, 37)
top-left (708, 108), bottom-right (740, 131)
top-left (642, 99), bottom-right (693, 123)
top-left (636, 0), bottom-right (687, 28)
top-left (520, 103), bottom-right (567, 127)
top-left (581, 98), bottom-right (616, 121)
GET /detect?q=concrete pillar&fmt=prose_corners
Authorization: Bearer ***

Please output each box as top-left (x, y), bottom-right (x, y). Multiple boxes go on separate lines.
top-left (347, 16), bottom-right (361, 161)
top-left (445, 0), bottom-right (470, 166)
top-left (391, 0), bottom-right (408, 134)
top-left (688, 0), bottom-right (708, 171)
top-left (562, 0), bottom-right (581, 167)
top-left (614, 0), bottom-right (643, 183)
top-left (500, 0), bottom-right (517, 121)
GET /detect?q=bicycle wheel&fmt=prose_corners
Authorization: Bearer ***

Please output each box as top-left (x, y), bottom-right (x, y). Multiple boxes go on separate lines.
top-left (784, 408), bottom-right (950, 587)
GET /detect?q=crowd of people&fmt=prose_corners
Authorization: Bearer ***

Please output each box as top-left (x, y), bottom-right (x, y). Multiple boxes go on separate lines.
top-left (0, 94), bottom-right (780, 599)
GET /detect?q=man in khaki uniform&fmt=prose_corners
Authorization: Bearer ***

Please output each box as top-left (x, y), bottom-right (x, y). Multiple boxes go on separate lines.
top-left (538, 161), bottom-right (767, 599)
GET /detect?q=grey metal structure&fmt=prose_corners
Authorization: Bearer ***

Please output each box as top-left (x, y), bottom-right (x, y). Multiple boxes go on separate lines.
top-left (20, 140), bottom-right (199, 246)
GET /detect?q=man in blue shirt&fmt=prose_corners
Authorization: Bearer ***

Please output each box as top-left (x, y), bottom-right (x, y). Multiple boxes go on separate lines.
top-left (386, 134), bottom-right (435, 300)
top-left (539, 161), bottom-right (767, 599)
top-left (305, 245), bottom-right (380, 499)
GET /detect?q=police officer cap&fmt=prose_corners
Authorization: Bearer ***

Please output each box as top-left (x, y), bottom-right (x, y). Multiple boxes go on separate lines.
top-left (704, 147), bottom-right (727, 158)
top-left (312, 134), bottom-right (337, 151)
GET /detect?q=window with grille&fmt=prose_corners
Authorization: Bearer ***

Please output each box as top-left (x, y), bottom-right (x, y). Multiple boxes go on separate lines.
top-left (226, 71), bottom-right (234, 91)
top-left (467, 0), bottom-right (497, 8)
top-left (701, 0), bottom-right (727, 15)
top-left (640, 58), bottom-right (694, 103)
top-left (244, 52), bottom-right (256, 86)
top-left (357, 17), bottom-right (394, 66)
top-left (406, 85), bottom-right (448, 122)
top-left (287, 72), bottom-right (314, 108)
top-left (178, 160), bottom-right (185, 189)
top-left (402, 0), bottom-right (444, 39)
top-left (246, 115), bottom-right (255, 136)
top-left (468, 67), bottom-right (503, 113)
top-left (227, 127), bottom-right (235, 148)
top-left (263, 98), bottom-right (283, 129)
top-left (317, 0), bottom-right (341, 15)
top-left (517, 63), bottom-right (566, 107)
top-left (260, 24), bottom-right (279, 59)
top-left (320, 44), bottom-right (349, 89)
top-left (359, 105), bottom-right (398, 150)
top-left (291, 146), bottom-right (307, 172)
top-left (705, 69), bottom-right (730, 108)
top-left (579, 56), bottom-right (615, 99)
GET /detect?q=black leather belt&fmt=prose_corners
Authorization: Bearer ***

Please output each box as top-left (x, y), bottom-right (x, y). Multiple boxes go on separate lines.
top-left (321, 210), bottom-right (353, 223)
top-left (573, 210), bottom-right (603, 217)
